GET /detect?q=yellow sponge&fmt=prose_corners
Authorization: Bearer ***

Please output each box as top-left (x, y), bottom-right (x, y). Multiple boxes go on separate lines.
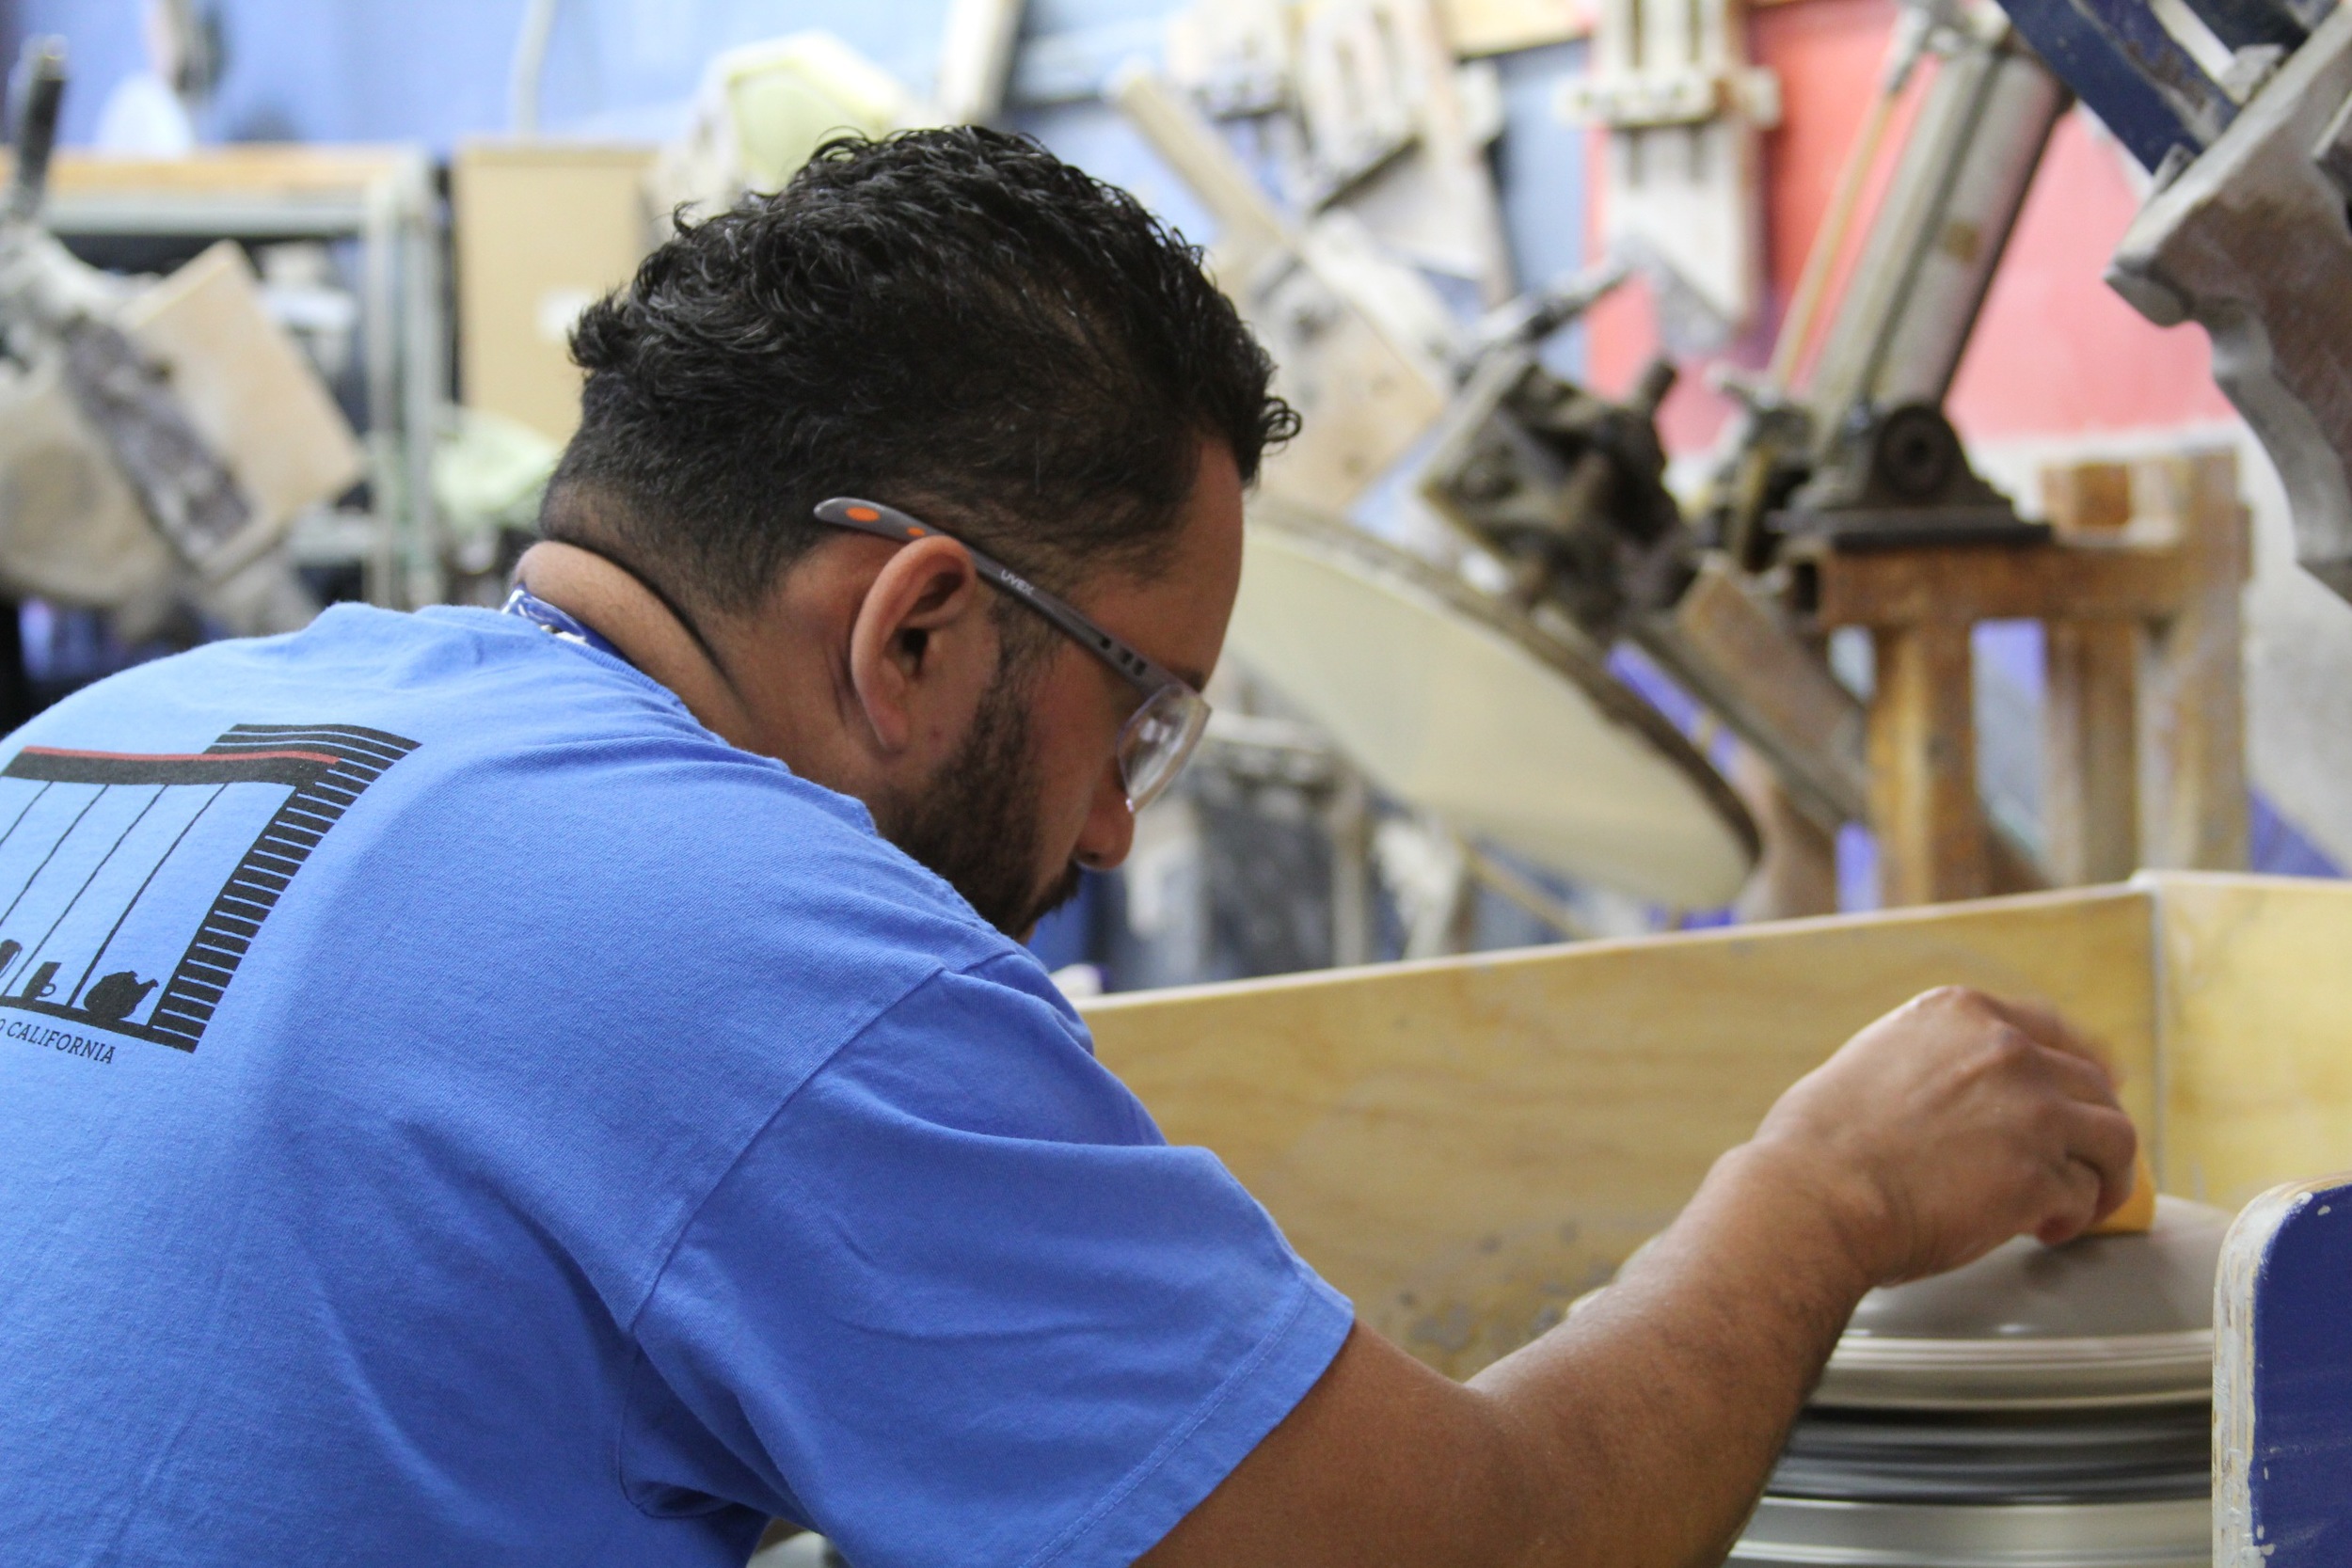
top-left (2087, 1148), bottom-right (2158, 1235)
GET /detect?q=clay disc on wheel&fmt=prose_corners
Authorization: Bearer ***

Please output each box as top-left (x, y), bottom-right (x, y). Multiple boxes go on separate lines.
top-left (1815, 1196), bottom-right (2232, 1409)
top-left (1225, 501), bottom-right (1758, 908)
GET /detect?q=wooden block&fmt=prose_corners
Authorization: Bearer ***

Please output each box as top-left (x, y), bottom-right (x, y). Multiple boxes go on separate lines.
top-left (1085, 886), bottom-right (2159, 1376)
top-left (2134, 452), bottom-right (2249, 872)
top-left (1804, 539), bottom-right (2187, 628)
top-left (1868, 621), bottom-right (1985, 906)
top-left (2040, 460), bottom-right (2132, 536)
top-left (452, 142), bottom-right (659, 443)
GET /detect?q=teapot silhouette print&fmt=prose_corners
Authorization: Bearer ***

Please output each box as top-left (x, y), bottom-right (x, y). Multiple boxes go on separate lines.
top-left (0, 948), bottom-right (158, 1022)
top-left (83, 971), bottom-right (158, 1023)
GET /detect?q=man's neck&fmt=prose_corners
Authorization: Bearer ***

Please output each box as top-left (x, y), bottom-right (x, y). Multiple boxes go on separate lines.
top-left (512, 542), bottom-right (763, 751)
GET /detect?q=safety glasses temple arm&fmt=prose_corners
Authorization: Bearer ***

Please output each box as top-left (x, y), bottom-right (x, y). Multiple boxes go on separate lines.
top-left (812, 497), bottom-right (1192, 699)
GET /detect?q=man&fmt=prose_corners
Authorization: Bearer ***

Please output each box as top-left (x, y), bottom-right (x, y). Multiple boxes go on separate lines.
top-left (0, 130), bottom-right (2132, 1567)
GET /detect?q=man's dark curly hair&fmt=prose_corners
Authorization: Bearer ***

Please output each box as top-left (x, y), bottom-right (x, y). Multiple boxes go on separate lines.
top-left (545, 127), bottom-right (1297, 621)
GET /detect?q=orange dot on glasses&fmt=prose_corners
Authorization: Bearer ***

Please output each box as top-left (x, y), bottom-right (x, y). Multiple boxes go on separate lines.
top-left (845, 505), bottom-right (881, 523)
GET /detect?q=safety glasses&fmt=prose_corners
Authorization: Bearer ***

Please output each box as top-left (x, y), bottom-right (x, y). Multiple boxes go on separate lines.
top-left (813, 498), bottom-right (1211, 811)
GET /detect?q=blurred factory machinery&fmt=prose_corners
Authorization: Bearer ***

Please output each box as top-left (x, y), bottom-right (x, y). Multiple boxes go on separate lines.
top-left (1139, 0), bottom-right (2320, 923)
top-left (0, 39), bottom-right (363, 713)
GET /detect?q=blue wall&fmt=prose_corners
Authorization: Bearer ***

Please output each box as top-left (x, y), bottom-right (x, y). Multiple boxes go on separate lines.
top-left (23, 0), bottom-right (961, 147)
top-left (15, 0), bottom-right (1591, 308)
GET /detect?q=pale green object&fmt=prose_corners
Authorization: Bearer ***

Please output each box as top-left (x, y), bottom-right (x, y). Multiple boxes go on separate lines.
top-left (715, 33), bottom-right (912, 193)
top-left (650, 32), bottom-right (915, 225)
top-left (434, 406), bottom-right (560, 573)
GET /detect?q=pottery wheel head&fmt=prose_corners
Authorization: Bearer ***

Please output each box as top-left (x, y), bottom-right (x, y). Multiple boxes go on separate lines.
top-left (1848, 1196), bottom-right (2231, 1341)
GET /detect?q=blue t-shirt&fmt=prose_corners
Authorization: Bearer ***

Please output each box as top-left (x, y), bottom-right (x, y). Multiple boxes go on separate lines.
top-left (0, 604), bottom-right (1352, 1567)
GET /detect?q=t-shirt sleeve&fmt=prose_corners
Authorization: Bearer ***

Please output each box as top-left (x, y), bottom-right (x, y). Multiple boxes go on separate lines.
top-left (621, 955), bottom-right (1356, 1568)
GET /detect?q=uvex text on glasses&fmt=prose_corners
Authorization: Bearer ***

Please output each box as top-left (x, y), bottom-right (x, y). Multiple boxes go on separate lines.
top-left (812, 497), bottom-right (1211, 810)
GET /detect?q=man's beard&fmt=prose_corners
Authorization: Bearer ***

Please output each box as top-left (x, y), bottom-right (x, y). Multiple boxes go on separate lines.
top-left (883, 665), bottom-right (1084, 940)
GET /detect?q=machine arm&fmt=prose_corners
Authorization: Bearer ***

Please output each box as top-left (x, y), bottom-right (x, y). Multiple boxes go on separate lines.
top-left (1994, 0), bottom-right (2352, 601)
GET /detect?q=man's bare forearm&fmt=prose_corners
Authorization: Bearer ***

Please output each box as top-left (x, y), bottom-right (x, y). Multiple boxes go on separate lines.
top-left (1141, 1143), bottom-right (1877, 1568)
top-left (1465, 1141), bottom-right (1878, 1567)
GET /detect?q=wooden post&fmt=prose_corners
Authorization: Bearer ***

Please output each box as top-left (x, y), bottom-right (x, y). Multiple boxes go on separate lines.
top-left (1868, 620), bottom-right (1986, 905)
top-left (2137, 451), bottom-right (2249, 871)
top-left (2042, 462), bottom-right (2141, 884)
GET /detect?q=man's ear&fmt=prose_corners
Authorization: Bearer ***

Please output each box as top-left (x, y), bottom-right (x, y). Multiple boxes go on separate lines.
top-left (845, 534), bottom-right (994, 755)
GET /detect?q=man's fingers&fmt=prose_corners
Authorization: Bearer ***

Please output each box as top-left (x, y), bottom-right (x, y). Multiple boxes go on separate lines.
top-left (2089, 1104), bottom-right (2145, 1203)
top-left (1791, 987), bottom-right (2154, 1280)
top-left (2024, 1099), bottom-right (2137, 1246)
top-left (2036, 1044), bottom-right (2127, 1111)
top-left (2034, 1155), bottom-right (2107, 1244)
top-left (1981, 994), bottom-right (2117, 1086)
top-left (2063, 1101), bottom-right (2139, 1213)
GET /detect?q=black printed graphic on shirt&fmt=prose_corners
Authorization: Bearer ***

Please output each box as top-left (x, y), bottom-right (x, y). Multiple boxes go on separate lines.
top-left (0, 723), bottom-right (417, 1052)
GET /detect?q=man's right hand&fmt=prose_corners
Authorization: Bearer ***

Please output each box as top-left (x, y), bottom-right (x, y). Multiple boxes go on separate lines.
top-left (1140, 987), bottom-right (2142, 1568)
top-left (1745, 986), bottom-right (2140, 1288)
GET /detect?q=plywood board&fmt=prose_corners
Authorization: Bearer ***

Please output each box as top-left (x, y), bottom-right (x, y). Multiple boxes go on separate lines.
top-left (118, 240), bottom-right (366, 574)
top-left (1085, 886), bottom-right (2158, 1375)
top-left (452, 143), bottom-right (658, 442)
top-left (2154, 873), bottom-right (2352, 1212)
